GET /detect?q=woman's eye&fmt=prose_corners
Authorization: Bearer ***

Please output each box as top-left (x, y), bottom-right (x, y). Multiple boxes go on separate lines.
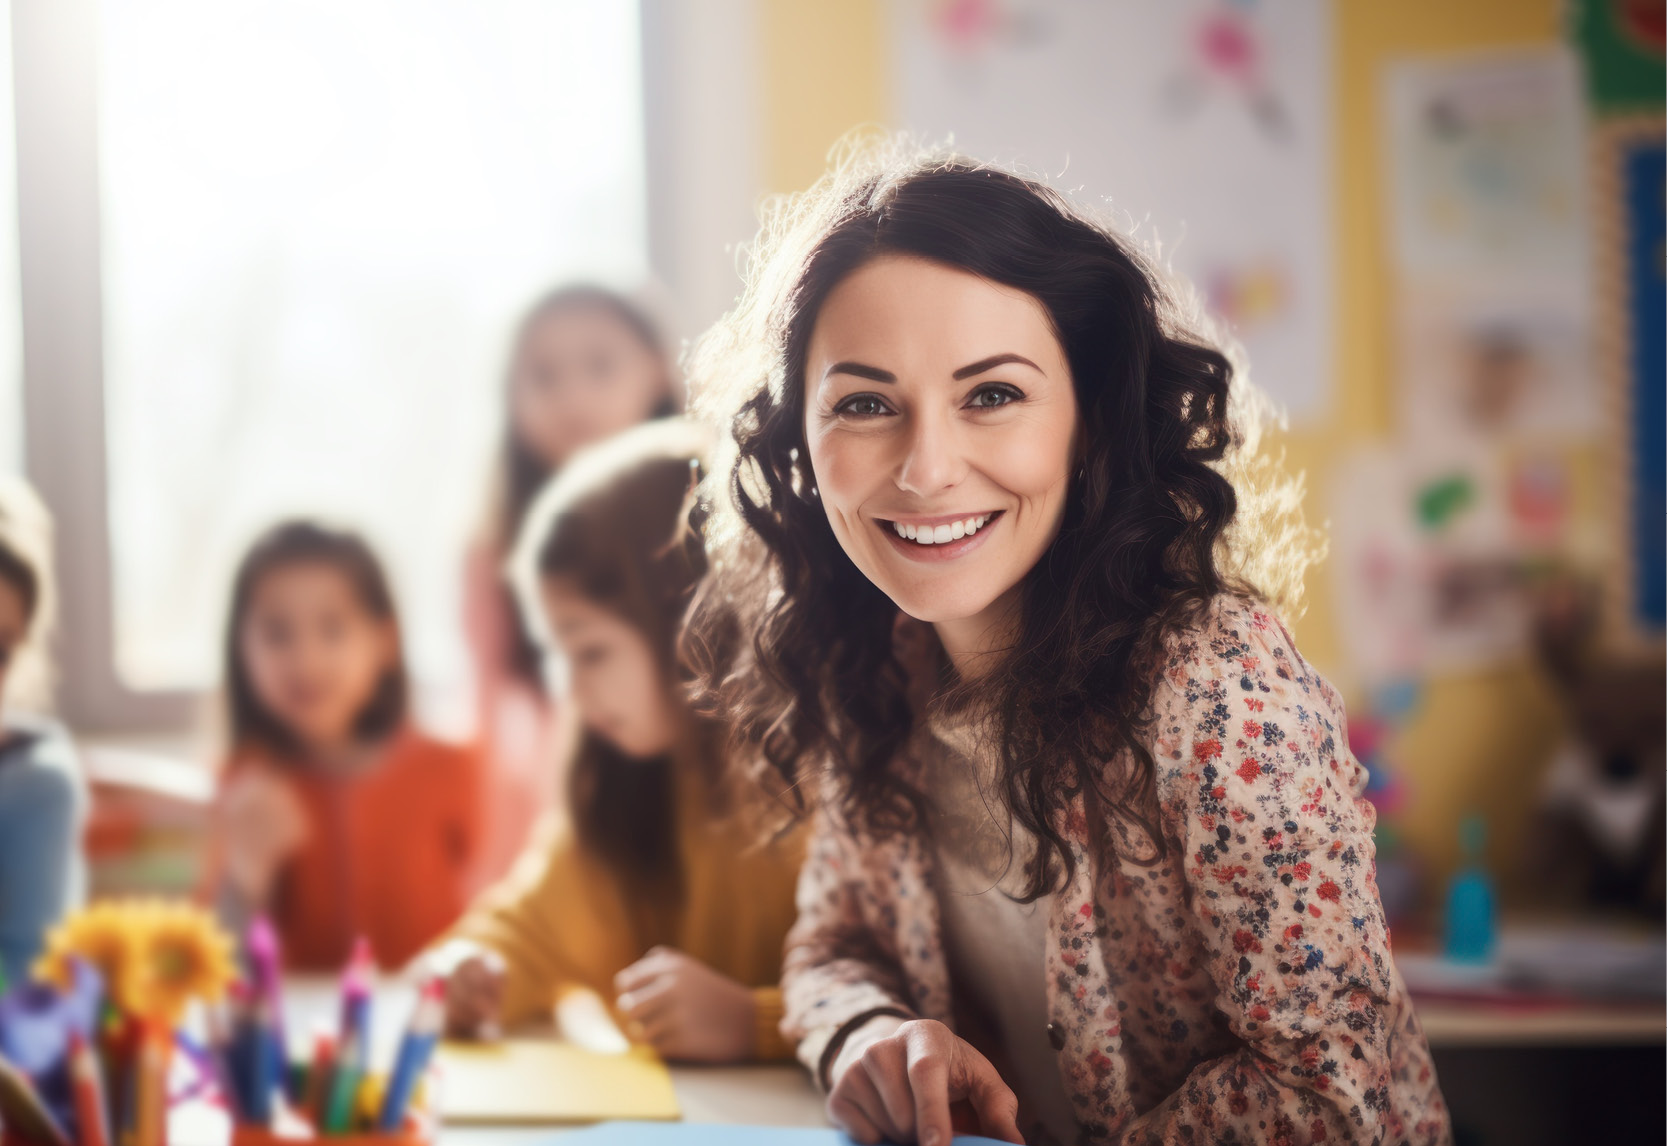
top-left (834, 394), bottom-right (892, 418)
top-left (967, 384), bottom-right (1021, 409)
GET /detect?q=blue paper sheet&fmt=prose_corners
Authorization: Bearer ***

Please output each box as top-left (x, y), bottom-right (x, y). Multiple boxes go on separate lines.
top-left (551, 1124), bottom-right (1012, 1146)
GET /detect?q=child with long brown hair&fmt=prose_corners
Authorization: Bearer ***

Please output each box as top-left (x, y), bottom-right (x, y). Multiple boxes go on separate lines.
top-left (438, 419), bottom-right (801, 1063)
top-left (465, 285), bottom-right (680, 888)
top-left (211, 521), bottom-right (480, 969)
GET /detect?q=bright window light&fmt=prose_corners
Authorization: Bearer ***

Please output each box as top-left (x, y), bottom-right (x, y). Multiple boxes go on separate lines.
top-left (0, 2), bottom-right (21, 475)
top-left (98, 0), bottom-right (647, 703)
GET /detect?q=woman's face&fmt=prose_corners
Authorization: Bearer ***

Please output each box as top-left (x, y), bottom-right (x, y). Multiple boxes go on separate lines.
top-left (803, 255), bottom-right (1079, 632)
top-left (540, 579), bottom-right (680, 760)
top-left (239, 563), bottom-right (397, 753)
top-left (511, 304), bottom-right (669, 469)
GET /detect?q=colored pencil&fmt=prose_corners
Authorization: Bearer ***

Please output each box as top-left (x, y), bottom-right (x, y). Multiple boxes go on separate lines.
top-left (377, 977), bottom-right (443, 1131)
top-left (67, 1031), bottom-right (112, 1146)
top-left (132, 1023), bottom-right (168, 1146)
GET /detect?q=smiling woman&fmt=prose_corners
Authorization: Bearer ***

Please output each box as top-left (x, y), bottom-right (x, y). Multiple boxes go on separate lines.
top-left (685, 145), bottom-right (1447, 1146)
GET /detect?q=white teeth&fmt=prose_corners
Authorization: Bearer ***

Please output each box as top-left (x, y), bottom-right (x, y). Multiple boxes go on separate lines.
top-left (889, 514), bottom-right (993, 545)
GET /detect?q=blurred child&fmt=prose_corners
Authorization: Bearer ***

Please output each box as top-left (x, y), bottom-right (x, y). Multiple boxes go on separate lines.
top-left (438, 420), bottom-right (802, 1063)
top-left (464, 285), bottom-right (679, 890)
top-left (211, 521), bottom-right (479, 969)
top-left (0, 476), bottom-right (86, 984)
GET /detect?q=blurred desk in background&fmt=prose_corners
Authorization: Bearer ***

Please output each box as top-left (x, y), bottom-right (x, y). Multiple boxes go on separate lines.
top-left (1418, 997), bottom-right (1665, 1047)
top-left (1401, 923), bottom-right (1665, 1145)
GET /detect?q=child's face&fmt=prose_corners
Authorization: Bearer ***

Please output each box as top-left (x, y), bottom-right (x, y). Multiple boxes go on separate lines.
top-left (539, 579), bottom-right (679, 760)
top-left (512, 305), bottom-right (668, 470)
top-left (239, 562), bottom-right (398, 754)
top-left (0, 576), bottom-right (27, 705)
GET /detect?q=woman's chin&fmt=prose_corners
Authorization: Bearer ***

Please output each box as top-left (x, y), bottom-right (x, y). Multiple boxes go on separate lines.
top-left (883, 584), bottom-right (1004, 628)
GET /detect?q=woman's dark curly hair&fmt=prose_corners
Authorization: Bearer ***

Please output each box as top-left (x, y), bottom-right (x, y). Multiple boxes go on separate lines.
top-left (684, 144), bottom-right (1317, 900)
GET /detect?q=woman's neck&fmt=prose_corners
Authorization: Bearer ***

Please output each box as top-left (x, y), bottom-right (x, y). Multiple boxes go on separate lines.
top-left (932, 586), bottom-right (1022, 681)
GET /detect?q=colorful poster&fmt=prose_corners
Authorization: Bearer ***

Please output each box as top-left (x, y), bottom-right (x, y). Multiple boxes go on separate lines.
top-left (1383, 49), bottom-right (1592, 280)
top-left (888, 0), bottom-right (1334, 423)
top-left (1329, 444), bottom-right (1591, 683)
top-left (1570, 0), bottom-right (1667, 114)
top-left (1349, 47), bottom-right (1609, 680)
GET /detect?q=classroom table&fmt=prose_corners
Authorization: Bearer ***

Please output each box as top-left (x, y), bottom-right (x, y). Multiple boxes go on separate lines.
top-left (280, 977), bottom-right (830, 1143)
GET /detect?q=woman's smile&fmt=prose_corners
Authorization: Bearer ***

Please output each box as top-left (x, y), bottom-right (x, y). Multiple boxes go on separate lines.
top-left (876, 509), bottom-right (1004, 562)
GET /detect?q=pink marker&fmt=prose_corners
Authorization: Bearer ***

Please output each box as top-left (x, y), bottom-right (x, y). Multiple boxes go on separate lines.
top-left (337, 937), bottom-right (375, 1072)
top-left (246, 919), bottom-right (286, 1043)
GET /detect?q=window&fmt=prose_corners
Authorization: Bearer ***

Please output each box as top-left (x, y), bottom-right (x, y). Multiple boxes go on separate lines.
top-left (97, 0), bottom-right (647, 708)
top-left (0, 3), bottom-right (21, 475)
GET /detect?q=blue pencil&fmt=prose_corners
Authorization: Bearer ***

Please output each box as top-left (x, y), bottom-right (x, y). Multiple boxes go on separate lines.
top-left (377, 977), bottom-right (444, 1132)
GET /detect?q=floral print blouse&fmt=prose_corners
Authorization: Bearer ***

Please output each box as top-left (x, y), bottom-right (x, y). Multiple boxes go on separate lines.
top-left (780, 595), bottom-right (1451, 1145)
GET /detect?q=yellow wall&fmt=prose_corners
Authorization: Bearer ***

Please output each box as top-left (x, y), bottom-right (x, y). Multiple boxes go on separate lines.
top-left (758, 0), bottom-right (1571, 906)
top-left (759, 0), bottom-right (888, 195)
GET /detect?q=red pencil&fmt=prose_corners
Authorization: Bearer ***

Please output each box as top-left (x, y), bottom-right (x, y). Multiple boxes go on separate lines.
top-left (67, 1031), bottom-right (111, 1146)
top-left (132, 1022), bottom-right (169, 1146)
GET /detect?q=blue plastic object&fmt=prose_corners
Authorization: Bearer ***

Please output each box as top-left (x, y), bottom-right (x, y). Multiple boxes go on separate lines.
top-left (1444, 814), bottom-right (1496, 963)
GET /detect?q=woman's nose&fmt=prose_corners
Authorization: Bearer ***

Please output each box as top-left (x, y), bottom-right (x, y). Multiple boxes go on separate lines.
top-left (894, 410), bottom-right (967, 497)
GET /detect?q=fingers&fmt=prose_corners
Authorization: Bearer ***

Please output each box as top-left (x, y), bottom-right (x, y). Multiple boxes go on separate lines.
top-left (443, 956), bottom-right (504, 1039)
top-left (615, 975), bottom-right (676, 1026)
top-left (958, 1047), bottom-right (1023, 1144)
top-left (826, 1088), bottom-right (886, 1146)
top-left (901, 1025), bottom-right (952, 1146)
top-left (827, 1065), bottom-right (902, 1145)
top-left (614, 947), bottom-right (682, 995)
top-left (860, 1037), bottom-right (917, 1141)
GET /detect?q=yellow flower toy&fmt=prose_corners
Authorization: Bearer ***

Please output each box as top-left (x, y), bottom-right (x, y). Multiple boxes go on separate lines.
top-left (35, 899), bottom-right (236, 1022)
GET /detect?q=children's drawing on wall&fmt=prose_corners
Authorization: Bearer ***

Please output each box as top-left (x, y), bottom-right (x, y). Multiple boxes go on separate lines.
top-left (1383, 49), bottom-right (1590, 278)
top-left (892, 0), bottom-right (1333, 422)
top-left (1383, 48), bottom-right (1596, 447)
top-left (1160, 0), bottom-right (1293, 139)
top-left (1330, 444), bottom-right (1596, 684)
top-left (1397, 285), bottom-right (1598, 446)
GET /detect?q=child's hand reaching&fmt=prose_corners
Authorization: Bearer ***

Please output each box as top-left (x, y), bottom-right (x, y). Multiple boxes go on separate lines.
top-left (827, 1017), bottom-right (1024, 1146)
top-left (613, 946), bottom-right (757, 1062)
top-left (218, 766), bottom-right (309, 906)
top-left (431, 939), bottom-right (507, 1039)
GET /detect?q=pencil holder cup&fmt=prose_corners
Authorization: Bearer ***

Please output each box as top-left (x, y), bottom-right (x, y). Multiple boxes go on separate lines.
top-left (228, 1062), bottom-right (439, 1145)
top-left (232, 1129), bottom-right (431, 1146)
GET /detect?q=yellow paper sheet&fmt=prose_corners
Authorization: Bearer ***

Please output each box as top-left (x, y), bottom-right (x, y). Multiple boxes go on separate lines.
top-left (436, 1039), bottom-right (681, 1125)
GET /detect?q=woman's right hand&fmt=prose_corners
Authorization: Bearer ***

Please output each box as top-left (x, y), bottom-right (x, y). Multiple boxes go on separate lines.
top-left (827, 1017), bottom-right (1024, 1146)
top-left (432, 939), bottom-right (507, 1039)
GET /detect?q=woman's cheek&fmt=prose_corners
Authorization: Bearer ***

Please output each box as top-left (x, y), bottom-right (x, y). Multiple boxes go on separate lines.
top-left (986, 435), bottom-right (1071, 505)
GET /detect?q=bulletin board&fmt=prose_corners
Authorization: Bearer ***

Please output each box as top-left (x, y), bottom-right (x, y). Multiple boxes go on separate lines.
top-left (887, 0), bottom-right (1335, 424)
top-left (1593, 115), bottom-right (1666, 638)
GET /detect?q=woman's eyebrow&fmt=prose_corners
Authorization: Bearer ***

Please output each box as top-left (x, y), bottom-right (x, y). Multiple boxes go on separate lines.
top-left (953, 353), bottom-right (1042, 379)
top-left (823, 361), bottom-right (896, 384)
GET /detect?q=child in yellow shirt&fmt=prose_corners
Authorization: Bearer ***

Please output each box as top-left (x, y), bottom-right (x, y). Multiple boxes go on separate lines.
top-left (436, 420), bottom-right (801, 1062)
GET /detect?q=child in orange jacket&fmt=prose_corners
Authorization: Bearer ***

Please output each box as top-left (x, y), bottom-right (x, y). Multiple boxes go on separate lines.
top-left (210, 520), bottom-right (480, 969)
